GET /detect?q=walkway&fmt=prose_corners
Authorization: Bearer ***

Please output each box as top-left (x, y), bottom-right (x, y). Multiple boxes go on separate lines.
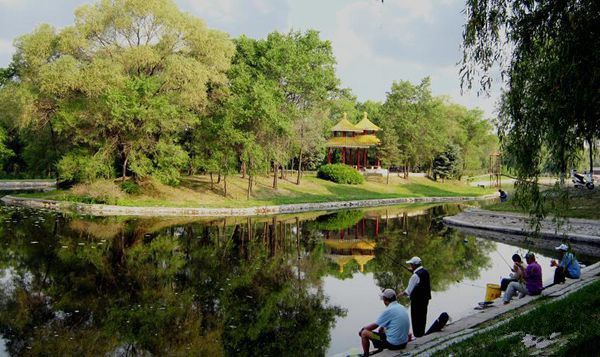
top-left (374, 261), bottom-right (600, 356)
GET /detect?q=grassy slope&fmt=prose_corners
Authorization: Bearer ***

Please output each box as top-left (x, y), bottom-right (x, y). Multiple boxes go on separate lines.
top-left (484, 189), bottom-right (600, 220)
top-left (433, 280), bottom-right (600, 356)
top-left (15, 173), bottom-right (494, 208)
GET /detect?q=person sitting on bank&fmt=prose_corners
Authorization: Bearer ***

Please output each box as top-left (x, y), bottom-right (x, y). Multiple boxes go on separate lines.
top-left (503, 252), bottom-right (542, 304)
top-left (499, 189), bottom-right (508, 202)
top-left (358, 289), bottom-right (410, 356)
top-left (551, 244), bottom-right (581, 284)
top-left (500, 254), bottom-right (526, 291)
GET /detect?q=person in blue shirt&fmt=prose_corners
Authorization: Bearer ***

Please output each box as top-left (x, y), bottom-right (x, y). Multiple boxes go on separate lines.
top-left (551, 244), bottom-right (581, 284)
top-left (358, 288), bottom-right (410, 356)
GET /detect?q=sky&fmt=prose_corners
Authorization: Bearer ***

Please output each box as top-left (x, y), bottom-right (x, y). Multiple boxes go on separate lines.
top-left (0, 0), bottom-right (501, 117)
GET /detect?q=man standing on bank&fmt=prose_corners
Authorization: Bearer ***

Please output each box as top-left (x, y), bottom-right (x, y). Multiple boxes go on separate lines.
top-left (402, 256), bottom-right (431, 337)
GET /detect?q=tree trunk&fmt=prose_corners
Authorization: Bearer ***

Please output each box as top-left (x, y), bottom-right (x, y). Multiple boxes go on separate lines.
top-left (223, 175), bottom-right (227, 197)
top-left (273, 162), bottom-right (278, 189)
top-left (588, 137), bottom-right (594, 180)
top-left (296, 147), bottom-right (303, 185)
top-left (386, 170), bottom-right (390, 184)
top-left (217, 173), bottom-right (221, 184)
top-left (247, 176), bottom-right (251, 200)
top-left (241, 161), bottom-right (246, 179)
top-left (210, 173), bottom-right (214, 190)
top-left (122, 152), bottom-right (129, 181)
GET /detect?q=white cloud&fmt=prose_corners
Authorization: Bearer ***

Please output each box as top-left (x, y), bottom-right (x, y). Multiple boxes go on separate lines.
top-left (185, 0), bottom-right (237, 23)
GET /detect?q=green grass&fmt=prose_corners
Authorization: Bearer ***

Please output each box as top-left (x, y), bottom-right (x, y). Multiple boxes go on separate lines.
top-left (13, 174), bottom-right (494, 209)
top-left (434, 280), bottom-right (600, 356)
top-left (484, 189), bottom-right (600, 220)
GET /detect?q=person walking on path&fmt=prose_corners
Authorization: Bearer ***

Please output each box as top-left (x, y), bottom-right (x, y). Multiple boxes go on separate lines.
top-left (551, 244), bottom-right (580, 284)
top-left (358, 289), bottom-right (410, 356)
top-left (402, 256), bottom-right (431, 337)
top-left (503, 252), bottom-right (543, 304)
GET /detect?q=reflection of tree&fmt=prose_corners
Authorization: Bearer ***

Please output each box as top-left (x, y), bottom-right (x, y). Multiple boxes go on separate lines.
top-left (0, 208), bottom-right (343, 356)
top-left (372, 208), bottom-right (494, 294)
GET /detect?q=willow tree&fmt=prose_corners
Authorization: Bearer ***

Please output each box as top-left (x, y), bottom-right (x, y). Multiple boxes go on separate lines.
top-left (3, 0), bottom-right (234, 184)
top-left (461, 0), bottom-right (600, 215)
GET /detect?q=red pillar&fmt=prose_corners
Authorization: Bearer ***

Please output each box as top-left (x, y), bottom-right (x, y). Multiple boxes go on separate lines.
top-left (362, 219), bottom-right (366, 236)
top-left (355, 223), bottom-right (358, 239)
top-left (328, 148), bottom-right (332, 164)
top-left (375, 217), bottom-right (380, 236)
top-left (364, 150), bottom-right (368, 168)
top-left (357, 148), bottom-right (361, 170)
top-left (342, 147), bottom-right (346, 164)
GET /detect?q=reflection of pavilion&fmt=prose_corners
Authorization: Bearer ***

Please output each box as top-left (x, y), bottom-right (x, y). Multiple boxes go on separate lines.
top-left (324, 239), bottom-right (376, 273)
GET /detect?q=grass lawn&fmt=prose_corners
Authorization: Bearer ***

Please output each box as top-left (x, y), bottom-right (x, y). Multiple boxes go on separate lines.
top-left (13, 173), bottom-right (494, 208)
top-left (433, 280), bottom-right (600, 356)
top-left (484, 188), bottom-right (600, 220)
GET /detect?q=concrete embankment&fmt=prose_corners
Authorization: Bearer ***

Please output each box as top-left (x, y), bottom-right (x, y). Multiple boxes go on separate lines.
top-left (0, 180), bottom-right (56, 191)
top-left (443, 209), bottom-right (600, 256)
top-left (1, 194), bottom-right (496, 217)
top-left (375, 261), bottom-right (600, 356)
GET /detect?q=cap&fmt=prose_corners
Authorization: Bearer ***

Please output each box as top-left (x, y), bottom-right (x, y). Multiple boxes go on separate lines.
top-left (406, 256), bottom-right (422, 265)
top-left (555, 244), bottom-right (568, 251)
top-left (524, 252), bottom-right (535, 259)
top-left (379, 288), bottom-right (397, 300)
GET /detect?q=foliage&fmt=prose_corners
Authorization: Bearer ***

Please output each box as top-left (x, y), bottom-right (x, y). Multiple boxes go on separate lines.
top-left (120, 180), bottom-right (141, 195)
top-left (461, 0), bottom-right (600, 230)
top-left (433, 143), bottom-right (463, 181)
top-left (317, 164), bottom-right (364, 184)
top-left (0, 0), bottom-right (234, 184)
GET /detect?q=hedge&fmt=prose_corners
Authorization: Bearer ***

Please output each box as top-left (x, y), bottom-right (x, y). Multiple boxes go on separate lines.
top-left (317, 164), bottom-right (364, 184)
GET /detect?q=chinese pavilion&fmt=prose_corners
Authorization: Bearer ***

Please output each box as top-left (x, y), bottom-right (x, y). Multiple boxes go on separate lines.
top-left (325, 112), bottom-right (381, 169)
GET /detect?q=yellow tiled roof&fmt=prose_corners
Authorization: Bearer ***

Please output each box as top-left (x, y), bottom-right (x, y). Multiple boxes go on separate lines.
top-left (330, 118), bottom-right (363, 132)
top-left (355, 112), bottom-right (381, 131)
top-left (325, 134), bottom-right (380, 148)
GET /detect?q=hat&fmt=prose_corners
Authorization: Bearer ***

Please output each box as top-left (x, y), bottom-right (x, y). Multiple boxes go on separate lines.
top-left (555, 244), bottom-right (568, 251)
top-left (380, 288), bottom-right (397, 300)
top-left (406, 256), bottom-right (422, 265)
top-left (524, 252), bottom-right (535, 259)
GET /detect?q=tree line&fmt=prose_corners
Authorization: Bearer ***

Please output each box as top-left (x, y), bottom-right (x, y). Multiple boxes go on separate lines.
top-left (0, 0), bottom-right (497, 194)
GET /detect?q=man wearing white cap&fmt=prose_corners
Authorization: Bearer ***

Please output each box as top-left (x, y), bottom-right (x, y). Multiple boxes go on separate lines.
top-left (358, 288), bottom-right (410, 356)
top-left (402, 256), bottom-right (431, 337)
top-left (551, 244), bottom-right (580, 284)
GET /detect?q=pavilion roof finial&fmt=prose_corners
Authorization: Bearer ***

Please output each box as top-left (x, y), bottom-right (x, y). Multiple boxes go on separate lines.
top-left (355, 112), bottom-right (381, 132)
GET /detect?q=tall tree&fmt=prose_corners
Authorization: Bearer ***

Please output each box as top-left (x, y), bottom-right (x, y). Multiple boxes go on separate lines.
top-left (1, 0), bottom-right (234, 184)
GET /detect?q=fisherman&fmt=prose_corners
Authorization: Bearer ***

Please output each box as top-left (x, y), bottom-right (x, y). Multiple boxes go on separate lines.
top-left (498, 189), bottom-right (508, 202)
top-left (358, 289), bottom-right (410, 356)
top-left (551, 244), bottom-right (581, 284)
top-left (401, 256), bottom-right (431, 337)
top-left (503, 252), bottom-right (542, 304)
top-left (500, 254), bottom-right (525, 291)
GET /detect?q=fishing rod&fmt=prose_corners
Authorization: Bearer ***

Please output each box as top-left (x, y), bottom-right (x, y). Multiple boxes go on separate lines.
top-left (496, 250), bottom-right (513, 270)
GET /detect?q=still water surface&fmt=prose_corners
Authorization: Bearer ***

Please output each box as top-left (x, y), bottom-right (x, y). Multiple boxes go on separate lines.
top-left (0, 202), bottom-right (590, 356)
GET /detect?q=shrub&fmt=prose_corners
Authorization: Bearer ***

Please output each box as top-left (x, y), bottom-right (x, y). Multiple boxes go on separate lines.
top-left (317, 164), bottom-right (364, 184)
top-left (120, 180), bottom-right (141, 195)
top-left (71, 180), bottom-right (125, 204)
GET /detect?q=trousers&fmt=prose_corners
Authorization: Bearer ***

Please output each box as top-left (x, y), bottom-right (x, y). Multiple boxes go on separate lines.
top-left (411, 300), bottom-right (428, 337)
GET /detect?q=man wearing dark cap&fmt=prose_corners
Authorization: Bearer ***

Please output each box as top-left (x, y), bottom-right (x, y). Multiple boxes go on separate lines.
top-left (358, 288), bottom-right (410, 356)
top-left (402, 256), bottom-right (431, 338)
top-left (503, 252), bottom-right (543, 304)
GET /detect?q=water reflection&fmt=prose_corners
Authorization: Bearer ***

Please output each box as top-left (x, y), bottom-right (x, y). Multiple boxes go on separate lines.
top-left (0, 203), bottom-right (585, 356)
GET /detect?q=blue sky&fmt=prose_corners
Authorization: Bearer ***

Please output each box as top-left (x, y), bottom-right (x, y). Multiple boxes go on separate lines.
top-left (0, 0), bottom-right (501, 117)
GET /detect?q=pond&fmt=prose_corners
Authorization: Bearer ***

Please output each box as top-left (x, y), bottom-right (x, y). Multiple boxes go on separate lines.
top-left (0, 201), bottom-right (595, 356)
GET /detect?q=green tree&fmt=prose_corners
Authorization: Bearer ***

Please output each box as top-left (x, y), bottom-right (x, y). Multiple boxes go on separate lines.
top-left (377, 125), bottom-right (401, 184)
top-left (2, 0), bottom-right (234, 184)
top-left (461, 0), bottom-right (600, 222)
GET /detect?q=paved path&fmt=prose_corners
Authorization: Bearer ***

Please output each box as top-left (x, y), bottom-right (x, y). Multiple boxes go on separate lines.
top-left (444, 209), bottom-right (600, 242)
top-left (367, 261), bottom-right (600, 357)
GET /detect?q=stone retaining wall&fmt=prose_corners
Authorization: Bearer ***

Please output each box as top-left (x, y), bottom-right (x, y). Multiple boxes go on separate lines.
top-left (1, 194), bottom-right (497, 217)
top-left (0, 181), bottom-right (56, 190)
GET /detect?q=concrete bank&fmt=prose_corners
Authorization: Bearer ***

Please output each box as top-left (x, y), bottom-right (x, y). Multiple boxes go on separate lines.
top-left (0, 180), bottom-right (56, 191)
top-left (443, 209), bottom-right (600, 251)
top-left (375, 261), bottom-right (600, 357)
top-left (0, 194), bottom-right (496, 217)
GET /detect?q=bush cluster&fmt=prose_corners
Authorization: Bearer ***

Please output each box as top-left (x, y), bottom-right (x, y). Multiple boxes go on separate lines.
top-left (317, 164), bottom-right (364, 184)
